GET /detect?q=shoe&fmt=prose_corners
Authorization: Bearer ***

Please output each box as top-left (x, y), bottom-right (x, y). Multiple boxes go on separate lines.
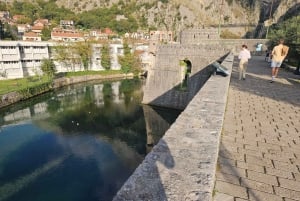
top-left (242, 78), bottom-right (246, 80)
top-left (269, 80), bottom-right (273, 83)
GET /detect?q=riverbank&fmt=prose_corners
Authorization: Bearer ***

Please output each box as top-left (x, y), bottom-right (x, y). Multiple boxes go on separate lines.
top-left (0, 73), bottom-right (134, 109)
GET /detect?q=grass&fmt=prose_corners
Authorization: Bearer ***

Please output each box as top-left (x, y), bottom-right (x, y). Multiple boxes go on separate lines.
top-left (0, 70), bottom-right (126, 96)
top-left (65, 70), bottom-right (123, 77)
top-left (0, 76), bottom-right (50, 95)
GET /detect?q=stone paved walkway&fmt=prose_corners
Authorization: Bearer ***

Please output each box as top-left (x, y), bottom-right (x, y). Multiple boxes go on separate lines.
top-left (214, 56), bottom-right (300, 201)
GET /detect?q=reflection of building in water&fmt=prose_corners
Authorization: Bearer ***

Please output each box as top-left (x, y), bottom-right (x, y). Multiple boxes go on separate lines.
top-left (3, 102), bottom-right (48, 123)
top-left (34, 102), bottom-right (48, 115)
top-left (54, 82), bottom-right (124, 108)
top-left (112, 82), bottom-right (122, 103)
top-left (4, 108), bottom-right (31, 122)
top-left (1, 81), bottom-right (127, 125)
top-left (93, 84), bottom-right (104, 106)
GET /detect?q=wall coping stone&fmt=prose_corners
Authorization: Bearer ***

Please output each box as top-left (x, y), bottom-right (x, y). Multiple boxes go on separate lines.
top-left (113, 53), bottom-right (234, 201)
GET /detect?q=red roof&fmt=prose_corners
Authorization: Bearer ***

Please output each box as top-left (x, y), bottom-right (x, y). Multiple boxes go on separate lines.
top-left (13, 15), bottom-right (25, 21)
top-left (51, 32), bottom-right (84, 38)
top-left (24, 32), bottom-right (39, 37)
top-left (31, 25), bottom-right (44, 30)
top-left (103, 28), bottom-right (114, 34)
top-left (34, 19), bottom-right (49, 25)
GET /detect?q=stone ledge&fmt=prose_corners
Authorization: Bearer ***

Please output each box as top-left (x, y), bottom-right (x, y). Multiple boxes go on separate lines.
top-left (0, 73), bottom-right (134, 109)
top-left (113, 53), bottom-right (234, 201)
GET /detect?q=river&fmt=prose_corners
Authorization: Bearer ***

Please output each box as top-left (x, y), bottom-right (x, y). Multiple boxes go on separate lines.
top-left (0, 78), bottom-right (181, 201)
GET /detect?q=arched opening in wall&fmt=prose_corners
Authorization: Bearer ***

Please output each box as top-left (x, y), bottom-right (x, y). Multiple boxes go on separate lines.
top-left (178, 59), bottom-right (192, 91)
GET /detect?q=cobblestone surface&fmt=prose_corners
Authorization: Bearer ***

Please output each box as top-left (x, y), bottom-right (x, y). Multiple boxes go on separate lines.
top-left (214, 56), bottom-right (300, 201)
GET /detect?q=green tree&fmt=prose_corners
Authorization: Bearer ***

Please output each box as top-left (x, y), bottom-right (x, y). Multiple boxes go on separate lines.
top-left (3, 23), bottom-right (18, 40)
top-left (118, 42), bottom-right (141, 75)
top-left (53, 43), bottom-right (73, 71)
top-left (10, 1), bottom-right (24, 15)
top-left (74, 41), bottom-right (93, 70)
top-left (16, 16), bottom-right (32, 24)
top-left (41, 27), bottom-right (51, 41)
top-left (268, 16), bottom-right (300, 62)
top-left (41, 59), bottom-right (56, 79)
top-left (0, 2), bottom-right (7, 10)
top-left (0, 20), bottom-right (4, 40)
top-left (101, 43), bottom-right (111, 70)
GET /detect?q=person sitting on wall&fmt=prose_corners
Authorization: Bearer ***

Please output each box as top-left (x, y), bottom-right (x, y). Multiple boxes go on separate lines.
top-left (256, 43), bottom-right (263, 55)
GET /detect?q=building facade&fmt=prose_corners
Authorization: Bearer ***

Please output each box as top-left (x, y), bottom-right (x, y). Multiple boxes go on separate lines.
top-left (0, 41), bottom-right (131, 79)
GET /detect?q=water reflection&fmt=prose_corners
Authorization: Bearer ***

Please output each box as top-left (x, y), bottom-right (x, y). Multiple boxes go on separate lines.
top-left (0, 79), bottom-right (181, 201)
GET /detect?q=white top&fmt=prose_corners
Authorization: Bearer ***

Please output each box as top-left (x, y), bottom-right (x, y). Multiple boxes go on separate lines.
top-left (238, 48), bottom-right (251, 61)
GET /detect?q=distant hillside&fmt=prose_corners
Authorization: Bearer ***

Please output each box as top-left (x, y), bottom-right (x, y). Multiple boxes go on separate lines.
top-left (4, 0), bottom-right (300, 38)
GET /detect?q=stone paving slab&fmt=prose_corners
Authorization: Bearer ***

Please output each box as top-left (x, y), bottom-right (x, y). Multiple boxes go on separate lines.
top-left (214, 56), bottom-right (300, 201)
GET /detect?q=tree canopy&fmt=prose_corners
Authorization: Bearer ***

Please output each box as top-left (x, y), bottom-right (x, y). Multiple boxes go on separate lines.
top-left (4, 0), bottom-right (140, 35)
top-left (268, 16), bottom-right (300, 60)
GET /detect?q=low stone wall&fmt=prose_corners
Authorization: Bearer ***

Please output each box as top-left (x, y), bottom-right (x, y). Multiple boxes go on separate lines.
top-left (0, 92), bottom-right (22, 108)
top-left (0, 73), bottom-right (134, 109)
top-left (113, 53), bottom-right (234, 201)
top-left (52, 73), bottom-right (134, 88)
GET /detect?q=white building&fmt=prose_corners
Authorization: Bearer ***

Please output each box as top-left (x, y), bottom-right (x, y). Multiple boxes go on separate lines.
top-left (22, 32), bottom-right (42, 41)
top-left (51, 28), bottom-right (85, 42)
top-left (0, 41), bottom-right (133, 79)
top-left (0, 41), bottom-right (50, 79)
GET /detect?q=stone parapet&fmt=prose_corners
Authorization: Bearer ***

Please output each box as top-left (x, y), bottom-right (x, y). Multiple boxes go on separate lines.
top-left (113, 53), bottom-right (234, 201)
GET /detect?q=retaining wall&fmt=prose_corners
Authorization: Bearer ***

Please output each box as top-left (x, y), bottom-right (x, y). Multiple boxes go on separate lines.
top-left (0, 73), bottom-right (133, 109)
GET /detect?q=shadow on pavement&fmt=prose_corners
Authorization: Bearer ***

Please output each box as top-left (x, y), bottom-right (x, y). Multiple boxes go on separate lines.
top-left (230, 56), bottom-right (300, 107)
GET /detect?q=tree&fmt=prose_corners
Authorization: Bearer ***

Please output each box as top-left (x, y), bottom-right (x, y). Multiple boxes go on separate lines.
top-left (101, 43), bottom-right (111, 70)
top-left (0, 70), bottom-right (7, 79)
top-left (118, 42), bottom-right (141, 75)
top-left (0, 20), bottom-right (4, 40)
top-left (53, 43), bottom-right (77, 72)
top-left (269, 16), bottom-right (300, 60)
top-left (0, 2), bottom-right (7, 10)
top-left (41, 59), bottom-right (56, 79)
top-left (74, 41), bottom-right (93, 70)
top-left (3, 23), bottom-right (18, 40)
top-left (41, 27), bottom-right (51, 41)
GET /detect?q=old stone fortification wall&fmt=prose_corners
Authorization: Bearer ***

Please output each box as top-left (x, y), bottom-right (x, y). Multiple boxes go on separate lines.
top-left (142, 43), bottom-right (230, 110)
top-left (113, 53), bottom-right (234, 201)
top-left (142, 38), bottom-right (267, 110)
top-left (203, 39), bottom-right (269, 55)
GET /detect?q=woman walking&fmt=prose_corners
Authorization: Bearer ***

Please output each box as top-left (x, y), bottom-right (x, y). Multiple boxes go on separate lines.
top-left (238, 44), bottom-right (251, 80)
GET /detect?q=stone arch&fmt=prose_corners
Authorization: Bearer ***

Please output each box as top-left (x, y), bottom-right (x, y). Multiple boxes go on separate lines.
top-left (178, 58), bottom-right (192, 91)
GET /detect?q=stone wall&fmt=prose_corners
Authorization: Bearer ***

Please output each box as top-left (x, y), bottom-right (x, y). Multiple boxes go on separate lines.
top-left (179, 28), bottom-right (220, 44)
top-left (142, 37), bottom-right (268, 110)
top-left (142, 43), bottom-right (230, 110)
top-left (113, 53), bottom-right (234, 201)
top-left (0, 73), bottom-right (134, 109)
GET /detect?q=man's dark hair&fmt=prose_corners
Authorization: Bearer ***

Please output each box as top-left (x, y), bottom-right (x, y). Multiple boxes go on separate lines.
top-left (279, 39), bottom-right (284, 44)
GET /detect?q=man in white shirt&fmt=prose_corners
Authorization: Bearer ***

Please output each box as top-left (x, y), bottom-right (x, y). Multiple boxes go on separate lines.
top-left (238, 44), bottom-right (251, 80)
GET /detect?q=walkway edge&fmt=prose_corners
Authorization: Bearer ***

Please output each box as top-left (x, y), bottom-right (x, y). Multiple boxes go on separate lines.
top-left (113, 53), bottom-right (234, 201)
